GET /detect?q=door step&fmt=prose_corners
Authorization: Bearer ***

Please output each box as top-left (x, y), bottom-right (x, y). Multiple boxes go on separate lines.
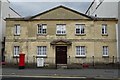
top-left (57, 64), bottom-right (67, 69)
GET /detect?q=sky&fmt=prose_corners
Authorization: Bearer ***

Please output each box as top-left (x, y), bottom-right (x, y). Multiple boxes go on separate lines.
top-left (7, 0), bottom-right (120, 17)
top-left (8, 0), bottom-right (93, 17)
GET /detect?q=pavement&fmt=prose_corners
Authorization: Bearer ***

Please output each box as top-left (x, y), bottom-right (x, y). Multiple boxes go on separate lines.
top-left (1, 68), bottom-right (120, 80)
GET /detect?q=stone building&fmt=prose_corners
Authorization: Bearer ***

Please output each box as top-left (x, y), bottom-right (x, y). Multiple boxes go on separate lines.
top-left (5, 5), bottom-right (118, 67)
top-left (0, 0), bottom-right (21, 63)
top-left (85, 0), bottom-right (120, 62)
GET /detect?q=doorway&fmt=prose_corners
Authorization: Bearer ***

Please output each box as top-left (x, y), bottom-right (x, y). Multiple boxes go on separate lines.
top-left (56, 46), bottom-right (67, 64)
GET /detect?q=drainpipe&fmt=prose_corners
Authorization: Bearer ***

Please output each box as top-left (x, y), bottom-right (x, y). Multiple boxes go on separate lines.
top-left (116, 23), bottom-right (119, 63)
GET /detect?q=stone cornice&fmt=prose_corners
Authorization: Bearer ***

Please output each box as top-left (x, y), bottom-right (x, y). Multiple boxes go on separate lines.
top-left (5, 39), bottom-right (117, 42)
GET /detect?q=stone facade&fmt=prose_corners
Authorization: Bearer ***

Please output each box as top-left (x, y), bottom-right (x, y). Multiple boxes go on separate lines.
top-left (5, 6), bottom-right (118, 66)
top-left (85, 0), bottom-right (120, 63)
top-left (0, 0), bottom-right (21, 64)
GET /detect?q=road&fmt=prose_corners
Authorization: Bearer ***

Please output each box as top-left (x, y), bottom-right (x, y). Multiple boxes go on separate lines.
top-left (1, 77), bottom-right (119, 80)
top-left (2, 77), bottom-right (85, 80)
top-left (2, 68), bottom-right (120, 79)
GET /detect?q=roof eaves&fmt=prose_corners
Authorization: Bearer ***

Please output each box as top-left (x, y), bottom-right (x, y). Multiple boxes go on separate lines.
top-left (94, 17), bottom-right (118, 21)
top-left (5, 18), bottom-right (25, 21)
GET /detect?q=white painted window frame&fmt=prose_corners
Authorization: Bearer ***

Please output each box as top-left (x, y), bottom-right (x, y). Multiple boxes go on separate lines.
top-left (75, 24), bottom-right (85, 35)
top-left (56, 24), bottom-right (66, 35)
top-left (14, 46), bottom-right (20, 57)
top-left (102, 24), bottom-right (107, 35)
top-left (37, 46), bottom-right (47, 57)
top-left (76, 46), bottom-right (86, 57)
top-left (103, 46), bottom-right (109, 56)
top-left (14, 24), bottom-right (21, 35)
top-left (37, 24), bottom-right (47, 34)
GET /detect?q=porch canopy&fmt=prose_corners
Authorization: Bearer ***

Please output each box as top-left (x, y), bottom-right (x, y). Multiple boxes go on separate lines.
top-left (50, 39), bottom-right (72, 45)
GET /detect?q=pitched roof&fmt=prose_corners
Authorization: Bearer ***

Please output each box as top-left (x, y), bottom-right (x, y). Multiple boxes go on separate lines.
top-left (85, 0), bottom-right (95, 14)
top-left (9, 7), bottom-right (22, 17)
top-left (30, 5), bottom-right (93, 19)
top-left (85, 0), bottom-right (104, 14)
top-left (5, 5), bottom-right (118, 21)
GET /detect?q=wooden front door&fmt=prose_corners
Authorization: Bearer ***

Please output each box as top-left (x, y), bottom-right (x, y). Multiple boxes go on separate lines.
top-left (56, 46), bottom-right (67, 64)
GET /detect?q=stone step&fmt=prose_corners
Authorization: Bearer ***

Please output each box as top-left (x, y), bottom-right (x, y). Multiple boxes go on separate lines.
top-left (57, 64), bottom-right (67, 69)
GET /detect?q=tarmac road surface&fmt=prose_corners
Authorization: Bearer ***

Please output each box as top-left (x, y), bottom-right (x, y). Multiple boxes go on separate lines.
top-left (2, 68), bottom-right (120, 80)
top-left (1, 77), bottom-right (119, 80)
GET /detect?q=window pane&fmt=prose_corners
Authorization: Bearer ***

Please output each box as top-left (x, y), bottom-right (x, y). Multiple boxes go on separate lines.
top-left (76, 46), bottom-right (85, 56)
top-left (56, 24), bottom-right (66, 34)
top-left (76, 29), bottom-right (80, 33)
top-left (76, 24), bottom-right (85, 34)
top-left (38, 25), bottom-right (42, 34)
top-left (105, 25), bottom-right (107, 33)
top-left (102, 28), bottom-right (104, 34)
top-left (103, 46), bottom-right (108, 56)
top-left (14, 46), bottom-right (19, 56)
top-left (37, 46), bottom-right (46, 56)
top-left (17, 25), bottom-right (21, 35)
top-left (102, 24), bottom-right (107, 34)
top-left (14, 24), bottom-right (20, 35)
top-left (57, 30), bottom-right (61, 34)
top-left (38, 24), bottom-right (47, 34)
top-left (43, 29), bottom-right (46, 34)
top-left (42, 25), bottom-right (47, 29)
top-left (81, 26), bottom-right (84, 34)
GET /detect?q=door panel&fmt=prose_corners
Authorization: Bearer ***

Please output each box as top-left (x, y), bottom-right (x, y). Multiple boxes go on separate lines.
top-left (56, 46), bottom-right (67, 64)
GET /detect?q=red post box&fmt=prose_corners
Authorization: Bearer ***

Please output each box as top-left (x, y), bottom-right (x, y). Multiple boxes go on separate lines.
top-left (19, 52), bottom-right (25, 69)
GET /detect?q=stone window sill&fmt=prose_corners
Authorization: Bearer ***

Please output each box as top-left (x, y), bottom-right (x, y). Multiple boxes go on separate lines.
top-left (75, 34), bottom-right (86, 36)
top-left (56, 34), bottom-right (66, 36)
top-left (36, 55), bottom-right (47, 58)
top-left (37, 34), bottom-right (47, 36)
top-left (13, 56), bottom-right (19, 58)
top-left (14, 34), bottom-right (20, 36)
top-left (102, 55), bottom-right (109, 58)
top-left (75, 55), bottom-right (86, 58)
top-left (102, 34), bottom-right (108, 36)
